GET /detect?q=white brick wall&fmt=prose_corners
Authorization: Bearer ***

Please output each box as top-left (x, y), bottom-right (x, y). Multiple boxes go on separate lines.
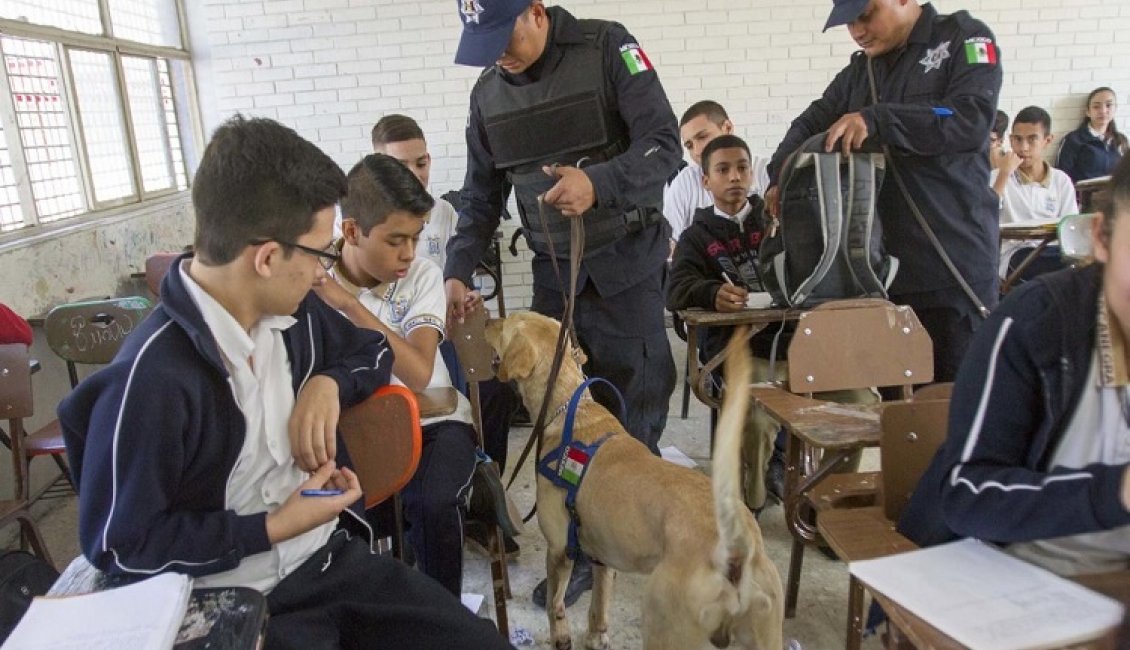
top-left (187, 0), bottom-right (1130, 310)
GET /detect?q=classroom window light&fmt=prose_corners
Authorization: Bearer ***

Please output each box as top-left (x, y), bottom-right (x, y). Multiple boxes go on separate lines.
top-left (109, 0), bottom-right (182, 48)
top-left (71, 49), bottom-right (135, 204)
top-left (1, 1), bottom-right (101, 37)
top-left (0, 0), bottom-right (199, 235)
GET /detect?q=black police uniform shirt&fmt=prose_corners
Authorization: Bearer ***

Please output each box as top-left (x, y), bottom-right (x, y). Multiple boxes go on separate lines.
top-left (445, 6), bottom-right (681, 299)
top-left (768, 3), bottom-right (1003, 299)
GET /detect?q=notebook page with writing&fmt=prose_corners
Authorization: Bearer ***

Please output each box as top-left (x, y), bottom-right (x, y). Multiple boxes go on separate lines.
top-left (850, 539), bottom-right (1125, 650)
top-left (2, 572), bottom-right (192, 650)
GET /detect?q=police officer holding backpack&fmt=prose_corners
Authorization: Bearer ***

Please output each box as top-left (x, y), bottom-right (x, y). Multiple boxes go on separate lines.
top-left (767, 0), bottom-right (1003, 382)
top-left (444, 0), bottom-right (681, 607)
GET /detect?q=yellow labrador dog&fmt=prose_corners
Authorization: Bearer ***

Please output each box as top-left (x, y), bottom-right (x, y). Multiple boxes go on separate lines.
top-left (486, 311), bottom-right (783, 650)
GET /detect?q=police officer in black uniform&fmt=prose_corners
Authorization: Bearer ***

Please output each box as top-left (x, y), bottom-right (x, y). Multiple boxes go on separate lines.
top-left (446, 0), bottom-right (681, 608)
top-left (767, 0), bottom-right (1003, 382)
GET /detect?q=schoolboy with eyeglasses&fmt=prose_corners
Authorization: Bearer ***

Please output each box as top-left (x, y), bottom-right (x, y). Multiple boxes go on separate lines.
top-left (59, 115), bottom-right (515, 650)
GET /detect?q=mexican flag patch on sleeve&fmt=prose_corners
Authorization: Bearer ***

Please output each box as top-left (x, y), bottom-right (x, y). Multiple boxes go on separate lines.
top-left (619, 43), bottom-right (653, 74)
top-left (964, 37), bottom-right (998, 64)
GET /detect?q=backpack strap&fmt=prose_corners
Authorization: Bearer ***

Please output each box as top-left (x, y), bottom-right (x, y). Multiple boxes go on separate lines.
top-left (843, 152), bottom-right (891, 297)
top-left (791, 149), bottom-right (847, 305)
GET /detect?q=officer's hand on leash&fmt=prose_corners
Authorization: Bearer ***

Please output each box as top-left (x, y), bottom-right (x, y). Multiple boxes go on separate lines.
top-left (542, 164), bottom-right (596, 217)
top-left (825, 112), bottom-right (869, 155)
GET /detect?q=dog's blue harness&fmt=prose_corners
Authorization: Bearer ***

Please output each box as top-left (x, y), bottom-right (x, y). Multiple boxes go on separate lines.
top-left (536, 378), bottom-right (625, 559)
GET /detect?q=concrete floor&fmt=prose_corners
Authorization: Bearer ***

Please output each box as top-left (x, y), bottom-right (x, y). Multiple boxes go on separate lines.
top-left (17, 328), bottom-right (883, 650)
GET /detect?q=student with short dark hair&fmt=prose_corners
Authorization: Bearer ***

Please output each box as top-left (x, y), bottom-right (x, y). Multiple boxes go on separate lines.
top-left (59, 116), bottom-right (514, 650)
top-left (667, 135), bottom-right (876, 513)
top-left (316, 154), bottom-right (482, 597)
top-left (371, 114), bottom-right (459, 270)
top-left (990, 106), bottom-right (1078, 282)
top-left (663, 101), bottom-right (770, 246)
top-left (370, 115), bottom-right (522, 558)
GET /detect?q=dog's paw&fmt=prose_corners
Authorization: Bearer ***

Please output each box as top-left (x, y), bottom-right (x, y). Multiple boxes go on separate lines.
top-left (583, 632), bottom-right (610, 650)
top-left (553, 637), bottom-right (573, 650)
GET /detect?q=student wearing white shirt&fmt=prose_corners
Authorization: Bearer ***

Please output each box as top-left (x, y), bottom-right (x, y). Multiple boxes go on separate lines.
top-left (663, 101), bottom-right (770, 250)
top-left (990, 106), bottom-right (1079, 282)
top-left (58, 116), bottom-right (512, 650)
top-left (370, 115), bottom-right (521, 558)
top-left (370, 115), bottom-right (459, 269)
top-left (317, 154), bottom-right (480, 597)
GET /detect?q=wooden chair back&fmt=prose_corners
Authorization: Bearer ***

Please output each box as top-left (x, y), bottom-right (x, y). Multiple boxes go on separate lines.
top-left (449, 306), bottom-right (496, 384)
top-left (0, 344), bottom-right (34, 423)
top-left (785, 299), bottom-right (933, 397)
top-left (144, 253), bottom-right (180, 297)
top-left (446, 307), bottom-right (513, 636)
top-left (0, 344), bottom-right (55, 564)
top-left (879, 398), bottom-right (951, 521)
top-left (43, 297), bottom-right (153, 382)
top-left (338, 386), bottom-right (422, 510)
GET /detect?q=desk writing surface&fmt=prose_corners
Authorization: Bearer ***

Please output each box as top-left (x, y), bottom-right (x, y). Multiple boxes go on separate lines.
top-left (677, 307), bottom-right (795, 328)
top-left (999, 222), bottom-right (1058, 240)
top-left (749, 386), bottom-right (883, 450)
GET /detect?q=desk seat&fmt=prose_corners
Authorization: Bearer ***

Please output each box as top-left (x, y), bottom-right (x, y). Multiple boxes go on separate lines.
top-left (415, 387), bottom-right (458, 419)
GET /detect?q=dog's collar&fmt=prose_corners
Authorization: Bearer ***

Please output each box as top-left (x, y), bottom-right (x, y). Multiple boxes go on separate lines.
top-left (546, 395), bottom-right (589, 428)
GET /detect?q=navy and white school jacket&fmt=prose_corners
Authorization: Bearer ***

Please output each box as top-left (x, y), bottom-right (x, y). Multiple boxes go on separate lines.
top-left (59, 254), bottom-right (393, 579)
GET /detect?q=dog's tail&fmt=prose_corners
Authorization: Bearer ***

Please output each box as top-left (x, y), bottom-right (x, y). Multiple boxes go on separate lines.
top-left (711, 326), bottom-right (754, 586)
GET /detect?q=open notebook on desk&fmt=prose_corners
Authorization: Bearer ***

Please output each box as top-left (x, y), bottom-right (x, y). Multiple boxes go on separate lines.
top-left (3, 572), bottom-right (190, 650)
top-left (850, 538), bottom-right (1125, 650)
top-left (5, 571), bottom-right (266, 650)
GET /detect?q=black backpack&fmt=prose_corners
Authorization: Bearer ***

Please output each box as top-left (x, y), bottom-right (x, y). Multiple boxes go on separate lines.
top-left (760, 133), bottom-right (898, 308)
top-left (0, 551), bottom-right (59, 643)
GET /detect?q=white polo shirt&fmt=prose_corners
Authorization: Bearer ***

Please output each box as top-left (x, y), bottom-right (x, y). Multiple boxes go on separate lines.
top-left (417, 197), bottom-right (458, 270)
top-left (331, 256), bottom-right (472, 426)
top-left (990, 163), bottom-right (1079, 277)
top-left (179, 263), bottom-right (334, 594)
top-left (663, 155), bottom-right (770, 244)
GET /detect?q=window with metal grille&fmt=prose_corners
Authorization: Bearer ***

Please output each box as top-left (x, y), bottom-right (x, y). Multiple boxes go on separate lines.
top-left (0, 0), bottom-right (199, 235)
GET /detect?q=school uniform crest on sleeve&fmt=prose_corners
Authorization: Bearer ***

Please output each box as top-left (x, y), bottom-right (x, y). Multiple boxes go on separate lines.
top-left (919, 41), bottom-right (950, 74)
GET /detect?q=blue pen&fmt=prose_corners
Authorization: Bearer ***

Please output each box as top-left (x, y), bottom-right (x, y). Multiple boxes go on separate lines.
top-left (301, 489), bottom-right (345, 497)
top-left (933, 107), bottom-right (954, 117)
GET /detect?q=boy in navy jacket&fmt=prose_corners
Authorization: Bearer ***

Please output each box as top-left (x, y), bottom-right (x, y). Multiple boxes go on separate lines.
top-left (59, 116), bottom-right (514, 650)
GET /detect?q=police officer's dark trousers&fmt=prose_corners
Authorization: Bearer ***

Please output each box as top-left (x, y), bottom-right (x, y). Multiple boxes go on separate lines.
top-left (264, 530), bottom-right (514, 650)
top-left (531, 265), bottom-right (677, 454)
top-left (892, 278), bottom-right (1000, 383)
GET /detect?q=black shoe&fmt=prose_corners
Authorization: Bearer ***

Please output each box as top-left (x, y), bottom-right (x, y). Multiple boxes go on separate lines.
top-left (468, 453), bottom-right (522, 538)
top-left (464, 520), bottom-right (520, 561)
top-left (510, 403), bottom-right (531, 427)
top-left (531, 557), bottom-right (593, 609)
top-left (765, 450), bottom-right (786, 504)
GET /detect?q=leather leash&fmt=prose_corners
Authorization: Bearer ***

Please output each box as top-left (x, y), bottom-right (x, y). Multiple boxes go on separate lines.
top-left (505, 164), bottom-right (587, 496)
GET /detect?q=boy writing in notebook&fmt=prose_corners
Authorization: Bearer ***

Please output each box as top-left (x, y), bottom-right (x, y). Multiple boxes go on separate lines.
top-left (59, 116), bottom-right (513, 650)
top-left (667, 135), bottom-right (876, 515)
top-left (666, 134), bottom-right (782, 513)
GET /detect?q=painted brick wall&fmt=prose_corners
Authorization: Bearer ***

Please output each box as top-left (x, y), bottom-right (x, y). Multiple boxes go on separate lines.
top-left (188, 0), bottom-right (1130, 310)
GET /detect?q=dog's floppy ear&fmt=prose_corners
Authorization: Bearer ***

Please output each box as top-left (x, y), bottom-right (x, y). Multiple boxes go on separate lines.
top-left (497, 330), bottom-right (538, 381)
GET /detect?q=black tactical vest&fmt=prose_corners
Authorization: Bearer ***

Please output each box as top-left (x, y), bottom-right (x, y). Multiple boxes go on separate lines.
top-left (475, 20), bottom-right (655, 258)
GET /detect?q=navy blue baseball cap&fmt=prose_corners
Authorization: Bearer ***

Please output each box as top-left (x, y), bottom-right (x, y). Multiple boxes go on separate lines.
top-left (823, 0), bottom-right (871, 31)
top-left (454, 0), bottom-right (532, 67)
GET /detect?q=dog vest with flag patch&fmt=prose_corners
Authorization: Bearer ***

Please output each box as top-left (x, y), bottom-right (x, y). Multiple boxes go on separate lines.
top-left (537, 377), bottom-right (625, 559)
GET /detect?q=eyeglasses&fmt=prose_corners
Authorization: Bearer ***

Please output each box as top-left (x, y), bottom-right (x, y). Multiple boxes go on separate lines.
top-left (250, 239), bottom-right (340, 270)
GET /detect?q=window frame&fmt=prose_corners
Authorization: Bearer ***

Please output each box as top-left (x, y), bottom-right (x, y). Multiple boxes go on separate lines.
top-left (0, 0), bottom-right (203, 243)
